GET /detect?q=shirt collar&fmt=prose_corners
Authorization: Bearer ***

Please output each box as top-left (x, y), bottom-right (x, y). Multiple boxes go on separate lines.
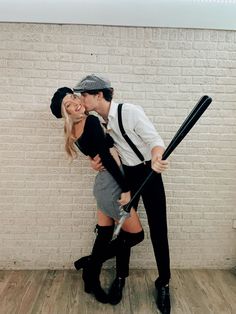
top-left (108, 101), bottom-right (118, 120)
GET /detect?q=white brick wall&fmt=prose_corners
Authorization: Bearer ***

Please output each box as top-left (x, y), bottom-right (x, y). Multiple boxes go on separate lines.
top-left (0, 23), bottom-right (235, 270)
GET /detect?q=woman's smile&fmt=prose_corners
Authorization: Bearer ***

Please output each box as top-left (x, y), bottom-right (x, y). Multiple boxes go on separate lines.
top-left (75, 104), bottom-right (82, 112)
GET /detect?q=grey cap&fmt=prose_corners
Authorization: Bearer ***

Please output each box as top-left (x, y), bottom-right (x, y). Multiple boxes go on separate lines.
top-left (73, 74), bottom-right (112, 93)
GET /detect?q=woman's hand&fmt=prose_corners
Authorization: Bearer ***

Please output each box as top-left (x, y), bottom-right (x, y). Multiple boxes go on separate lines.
top-left (89, 154), bottom-right (105, 171)
top-left (118, 191), bottom-right (131, 206)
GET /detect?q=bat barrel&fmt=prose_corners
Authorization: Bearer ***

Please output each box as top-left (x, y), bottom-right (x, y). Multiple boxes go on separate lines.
top-left (162, 96), bottom-right (212, 160)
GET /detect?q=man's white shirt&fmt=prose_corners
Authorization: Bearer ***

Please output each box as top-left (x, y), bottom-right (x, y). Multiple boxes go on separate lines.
top-left (104, 101), bottom-right (165, 166)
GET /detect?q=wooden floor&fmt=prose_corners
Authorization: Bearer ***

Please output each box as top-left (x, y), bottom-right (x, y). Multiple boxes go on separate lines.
top-left (0, 269), bottom-right (235, 314)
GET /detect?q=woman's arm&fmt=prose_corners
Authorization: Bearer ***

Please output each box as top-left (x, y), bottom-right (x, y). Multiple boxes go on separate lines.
top-left (87, 116), bottom-right (130, 192)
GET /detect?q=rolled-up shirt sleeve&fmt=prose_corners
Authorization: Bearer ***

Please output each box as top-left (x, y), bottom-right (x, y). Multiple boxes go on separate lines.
top-left (131, 105), bottom-right (165, 150)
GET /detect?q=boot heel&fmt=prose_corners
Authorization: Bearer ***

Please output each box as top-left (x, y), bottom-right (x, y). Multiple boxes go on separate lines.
top-left (84, 282), bottom-right (92, 293)
top-left (74, 256), bottom-right (90, 271)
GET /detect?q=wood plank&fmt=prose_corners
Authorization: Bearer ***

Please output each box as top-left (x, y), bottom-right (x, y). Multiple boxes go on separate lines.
top-left (128, 269), bottom-right (157, 314)
top-left (0, 270), bottom-right (13, 295)
top-left (191, 270), bottom-right (228, 313)
top-left (31, 270), bottom-right (66, 314)
top-left (0, 270), bottom-right (34, 314)
top-left (17, 270), bottom-right (47, 314)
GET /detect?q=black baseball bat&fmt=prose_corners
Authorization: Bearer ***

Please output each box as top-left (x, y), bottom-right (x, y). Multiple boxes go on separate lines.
top-left (162, 95), bottom-right (212, 160)
top-left (113, 95), bottom-right (212, 236)
top-left (163, 95), bottom-right (209, 159)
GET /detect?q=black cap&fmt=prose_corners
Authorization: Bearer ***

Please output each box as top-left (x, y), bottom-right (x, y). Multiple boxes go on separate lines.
top-left (50, 87), bottom-right (73, 118)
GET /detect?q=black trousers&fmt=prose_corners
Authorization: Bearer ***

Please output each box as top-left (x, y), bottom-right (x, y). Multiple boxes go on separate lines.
top-left (123, 161), bottom-right (171, 284)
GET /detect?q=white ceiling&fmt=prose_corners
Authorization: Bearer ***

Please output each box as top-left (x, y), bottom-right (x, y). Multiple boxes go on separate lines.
top-left (0, 0), bottom-right (236, 30)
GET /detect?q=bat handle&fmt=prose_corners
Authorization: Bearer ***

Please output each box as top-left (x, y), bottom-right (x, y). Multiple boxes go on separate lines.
top-left (113, 210), bottom-right (130, 237)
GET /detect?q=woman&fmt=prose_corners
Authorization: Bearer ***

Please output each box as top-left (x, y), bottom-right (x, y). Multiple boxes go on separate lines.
top-left (50, 87), bottom-right (144, 305)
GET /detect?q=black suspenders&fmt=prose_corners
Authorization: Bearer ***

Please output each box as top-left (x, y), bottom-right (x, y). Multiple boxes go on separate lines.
top-left (117, 103), bottom-right (145, 164)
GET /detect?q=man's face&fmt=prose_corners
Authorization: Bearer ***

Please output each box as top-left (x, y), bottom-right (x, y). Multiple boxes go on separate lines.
top-left (79, 92), bottom-right (98, 112)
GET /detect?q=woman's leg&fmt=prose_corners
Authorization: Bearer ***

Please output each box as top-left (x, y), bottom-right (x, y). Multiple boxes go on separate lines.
top-left (114, 208), bottom-right (143, 278)
top-left (108, 208), bottom-right (144, 305)
top-left (95, 210), bottom-right (143, 280)
top-left (121, 207), bottom-right (143, 232)
top-left (74, 210), bottom-right (114, 270)
top-left (74, 208), bottom-right (143, 305)
top-left (74, 210), bottom-right (114, 303)
top-left (94, 209), bottom-right (143, 302)
top-left (97, 209), bottom-right (114, 226)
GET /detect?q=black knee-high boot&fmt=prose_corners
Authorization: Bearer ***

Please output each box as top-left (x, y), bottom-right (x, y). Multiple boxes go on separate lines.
top-left (115, 229), bottom-right (144, 278)
top-left (103, 229), bottom-right (144, 264)
top-left (74, 224), bottom-right (114, 303)
top-left (107, 229), bottom-right (145, 305)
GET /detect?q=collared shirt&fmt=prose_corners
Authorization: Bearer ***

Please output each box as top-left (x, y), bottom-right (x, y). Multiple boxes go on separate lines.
top-left (106, 101), bottom-right (165, 166)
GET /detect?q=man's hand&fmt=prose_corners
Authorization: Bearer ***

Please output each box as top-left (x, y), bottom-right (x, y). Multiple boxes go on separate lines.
top-left (151, 146), bottom-right (168, 173)
top-left (89, 154), bottom-right (105, 171)
top-left (118, 191), bottom-right (131, 206)
top-left (151, 155), bottom-right (168, 173)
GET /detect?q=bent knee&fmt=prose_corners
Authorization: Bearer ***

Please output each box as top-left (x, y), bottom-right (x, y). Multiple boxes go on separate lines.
top-left (120, 229), bottom-right (144, 247)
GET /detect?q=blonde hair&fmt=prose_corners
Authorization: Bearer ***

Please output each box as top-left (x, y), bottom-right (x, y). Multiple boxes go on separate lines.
top-left (61, 104), bottom-right (87, 160)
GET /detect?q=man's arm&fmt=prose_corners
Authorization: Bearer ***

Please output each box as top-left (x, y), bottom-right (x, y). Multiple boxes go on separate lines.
top-left (132, 105), bottom-right (165, 150)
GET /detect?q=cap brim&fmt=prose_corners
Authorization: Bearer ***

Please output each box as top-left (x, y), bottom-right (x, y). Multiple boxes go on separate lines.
top-left (73, 88), bottom-right (83, 93)
top-left (73, 87), bottom-right (101, 93)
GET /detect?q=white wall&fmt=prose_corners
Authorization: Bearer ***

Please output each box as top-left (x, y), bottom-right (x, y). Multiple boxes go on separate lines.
top-left (0, 22), bottom-right (236, 269)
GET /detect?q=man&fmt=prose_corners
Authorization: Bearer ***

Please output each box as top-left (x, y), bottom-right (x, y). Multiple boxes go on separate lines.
top-left (74, 74), bottom-right (171, 314)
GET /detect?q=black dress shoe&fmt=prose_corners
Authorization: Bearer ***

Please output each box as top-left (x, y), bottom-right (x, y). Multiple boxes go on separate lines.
top-left (155, 283), bottom-right (171, 314)
top-left (108, 277), bottom-right (125, 305)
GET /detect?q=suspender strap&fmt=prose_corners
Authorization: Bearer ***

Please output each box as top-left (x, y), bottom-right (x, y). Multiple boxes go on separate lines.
top-left (117, 103), bottom-right (145, 163)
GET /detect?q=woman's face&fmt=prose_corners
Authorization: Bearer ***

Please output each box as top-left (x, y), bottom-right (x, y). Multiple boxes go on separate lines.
top-left (62, 94), bottom-right (85, 117)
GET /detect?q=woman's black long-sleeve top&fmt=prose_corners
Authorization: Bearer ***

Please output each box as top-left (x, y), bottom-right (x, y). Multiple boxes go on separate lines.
top-left (74, 115), bottom-right (129, 192)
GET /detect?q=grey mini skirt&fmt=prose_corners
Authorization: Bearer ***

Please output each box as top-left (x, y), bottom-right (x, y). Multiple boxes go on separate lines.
top-left (93, 169), bottom-right (130, 221)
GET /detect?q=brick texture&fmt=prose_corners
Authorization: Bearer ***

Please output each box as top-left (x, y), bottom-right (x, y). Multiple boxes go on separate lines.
top-left (0, 23), bottom-right (235, 270)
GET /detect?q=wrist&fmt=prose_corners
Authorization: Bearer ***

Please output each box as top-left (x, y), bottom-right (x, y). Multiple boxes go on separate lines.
top-left (151, 146), bottom-right (164, 160)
